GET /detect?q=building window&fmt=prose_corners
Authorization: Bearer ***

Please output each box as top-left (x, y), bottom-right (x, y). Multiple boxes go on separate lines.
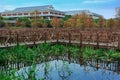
top-left (59, 13), bottom-right (61, 15)
top-left (62, 14), bottom-right (65, 16)
top-left (24, 13), bottom-right (28, 15)
top-left (43, 12), bottom-right (48, 14)
top-left (37, 12), bottom-right (41, 14)
top-left (18, 13), bottom-right (22, 15)
top-left (7, 14), bottom-right (11, 16)
top-left (2, 14), bottom-right (6, 16)
top-left (13, 14), bottom-right (17, 16)
top-left (55, 13), bottom-right (58, 15)
top-left (50, 12), bottom-right (53, 14)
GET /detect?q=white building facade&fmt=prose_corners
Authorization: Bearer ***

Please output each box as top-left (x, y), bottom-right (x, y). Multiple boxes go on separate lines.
top-left (0, 5), bottom-right (102, 20)
top-left (0, 5), bottom-right (65, 20)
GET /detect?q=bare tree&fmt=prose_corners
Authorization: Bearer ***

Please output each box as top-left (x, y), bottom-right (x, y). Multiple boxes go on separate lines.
top-left (30, 10), bottom-right (40, 21)
top-left (116, 7), bottom-right (120, 18)
top-left (115, 7), bottom-right (120, 28)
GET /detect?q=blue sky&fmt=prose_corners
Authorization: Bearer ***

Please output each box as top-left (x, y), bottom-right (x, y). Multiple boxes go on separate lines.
top-left (0, 0), bottom-right (119, 19)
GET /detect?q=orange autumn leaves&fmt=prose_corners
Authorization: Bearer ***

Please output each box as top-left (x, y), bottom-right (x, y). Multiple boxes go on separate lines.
top-left (63, 12), bottom-right (120, 28)
top-left (63, 12), bottom-right (95, 28)
top-left (50, 17), bottom-right (62, 28)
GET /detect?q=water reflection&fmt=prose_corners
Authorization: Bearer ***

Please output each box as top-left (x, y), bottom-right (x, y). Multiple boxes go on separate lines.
top-left (16, 60), bottom-right (120, 80)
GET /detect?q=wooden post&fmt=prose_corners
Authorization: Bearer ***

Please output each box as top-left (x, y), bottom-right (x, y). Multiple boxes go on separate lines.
top-left (97, 32), bottom-right (99, 48)
top-left (33, 34), bottom-right (36, 46)
top-left (118, 34), bottom-right (120, 50)
top-left (44, 32), bottom-right (46, 43)
top-left (68, 32), bottom-right (71, 45)
top-left (56, 32), bottom-right (59, 43)
top-left (16, 33), bottom-right (19, 46)
top-left (9, 32), bottom-right (11, 45)
top-left (80, 32), bottom-right (82, 47)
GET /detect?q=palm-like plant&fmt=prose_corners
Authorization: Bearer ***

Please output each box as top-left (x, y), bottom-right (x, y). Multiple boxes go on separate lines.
top-left (94, 49), bottom-right (104, 60)
top-left (103, 49), bottom-right (116, 62)
top-left (82, 47), bottom-right (95, 60)
top-left (70, 46), bottom-right (79, 59)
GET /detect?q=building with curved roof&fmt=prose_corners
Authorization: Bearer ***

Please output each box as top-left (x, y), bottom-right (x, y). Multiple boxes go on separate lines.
top-left (0, 5), bottom-right (102, 21)
top-left (0, 5), bottom-right (65, 20)
top-left (64, 10), bottom-right (102, 19)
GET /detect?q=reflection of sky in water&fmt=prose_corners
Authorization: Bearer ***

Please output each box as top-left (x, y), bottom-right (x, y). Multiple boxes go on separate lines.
top-left (16, 60), bottom-right (120, 80)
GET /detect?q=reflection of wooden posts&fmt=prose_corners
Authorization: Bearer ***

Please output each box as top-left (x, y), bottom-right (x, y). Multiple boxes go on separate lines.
top-left (17, 62), bottom-right (20, 70)
top-left (44, 32), bottom-right (47, 43)
top-left (80, 32), bottom-right (82, 47)
top-left (96, 33), bottom-right (99, 48)
top-left (118, 34), bottom-right (120, 50)
top-left (16, 33), bottom-right (19, 45)
top-left (68, 32), bottom-right (71, 45)
top-left (117, 59), bottom-right (120, 72)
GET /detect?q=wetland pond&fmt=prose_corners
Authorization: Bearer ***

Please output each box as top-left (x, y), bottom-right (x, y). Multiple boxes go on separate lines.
top-left (16, 60), bottom-right (120, 80)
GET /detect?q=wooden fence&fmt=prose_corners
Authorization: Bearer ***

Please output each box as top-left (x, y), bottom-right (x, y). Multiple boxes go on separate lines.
top-left (0, 28), bottom-right (120, 50)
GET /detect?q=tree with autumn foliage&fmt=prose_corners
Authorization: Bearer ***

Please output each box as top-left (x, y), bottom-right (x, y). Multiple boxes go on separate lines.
top-left (107, 18), bottom-right (115, 28)
top-left (15, 19), bottom-right (21, 27)
top-left (50, 17), bottom-right (62, 28)
top-left (31, 16), bottom-right (44, 28)
top-left (98, 16), bottom-right (106, 28)
top-left (84, 16), bottom-right (94, 28)
top-left (63, 15), bottom-right (77, 28)
top-left (31, 21), bottom-right (41, 28)
top-left (20, 21), bottom-right (26, 27)
top-left (5, 22), bottom-right (11, 28)
top-left (63, 12), bottom-right (94, 28)
top-left (15, 17), bottom-right (31, 27)
top-left (114, 19), bottom-right (120, 28)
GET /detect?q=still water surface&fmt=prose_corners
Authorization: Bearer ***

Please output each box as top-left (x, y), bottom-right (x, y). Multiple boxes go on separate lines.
top-left (16, 60), bottom-right (120, 80)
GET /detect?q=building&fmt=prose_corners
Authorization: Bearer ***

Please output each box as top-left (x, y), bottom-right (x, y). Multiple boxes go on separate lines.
top-left (64, 10), bottom-right (102, 19)
top-left (0, 5), bottom-right (65, 20)
top-left (0, 5), bottom-right (102, 24)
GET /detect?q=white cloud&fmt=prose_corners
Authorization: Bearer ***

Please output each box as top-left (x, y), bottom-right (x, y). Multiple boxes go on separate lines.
top-left (0, 5), bottom-right (15, 11)
top-left (82, 0), bottom-right (113, 4)
top-left (90, 8), bottom-right (116, 19)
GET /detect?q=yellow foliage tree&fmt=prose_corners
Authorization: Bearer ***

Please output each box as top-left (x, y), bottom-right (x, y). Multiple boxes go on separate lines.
top-left (15, 19), bottom-right (21, 27)
top-left (50, 17), bottom-right (62, 28)
top-left (98, 16), bottom-right (105, 28)
top-left (5, 22), bottom-right (11, 28)
top-left (31, 21), bottom-right (42, 28)
top-left (21, 21), bottom-right (26, 27)
top-left (63, 12), bottom-right (95, 29)
top-left (107, 18), bottom-right (115, 28)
